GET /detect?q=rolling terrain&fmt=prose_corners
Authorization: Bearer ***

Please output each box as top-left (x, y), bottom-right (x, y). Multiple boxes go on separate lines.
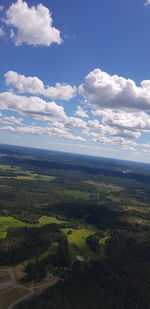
top-left (0, 144), bottom-right (150, 308)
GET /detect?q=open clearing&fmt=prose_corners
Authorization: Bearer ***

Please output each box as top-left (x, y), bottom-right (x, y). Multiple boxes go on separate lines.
top-left (61, 228), bottom-right (111, 262)
top-left (39, 242), bottom-right (58, 259)
top-left (15, 174), bottom-right (56, 182)
top-left (0, 215), bottom-right (69, 239)
top-left (99, 235), bottom-right (111, 245)
top-left (61, 228), bottom-right (96, 262)
top-left (0, 287), bottom-right (29, 309)
top-left (0, 164), bottom-right (56, 182)
top-left (0, 232), bottom-right (7, 239)
top-left (0, 165), bottom-right (20, 171)
top-left (39, 216), bottom-right (68, 225)
top-left (0, 270), bottom-right (10, 284)
top-left (84, 181), bottom-right (123, 192)
top-left (0, 174), bottom-right (56, 181)
top-left (0, 217), bottom-right (26, 234)
top-left (0, 268), bottom-right (59, 309)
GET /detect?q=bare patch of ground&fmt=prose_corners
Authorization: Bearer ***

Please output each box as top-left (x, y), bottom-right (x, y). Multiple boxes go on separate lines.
top-left (84, 181), bottom-right (123, 191)
top-left (0, 267), bottom-right (59, 309)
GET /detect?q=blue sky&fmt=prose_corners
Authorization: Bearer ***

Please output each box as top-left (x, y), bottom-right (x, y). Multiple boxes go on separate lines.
top-left (1, 0), bottom-right (150, 162)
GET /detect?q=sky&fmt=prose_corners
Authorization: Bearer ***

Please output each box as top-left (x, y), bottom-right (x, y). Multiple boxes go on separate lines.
top-left (1, 0), bottom-right (150, 163)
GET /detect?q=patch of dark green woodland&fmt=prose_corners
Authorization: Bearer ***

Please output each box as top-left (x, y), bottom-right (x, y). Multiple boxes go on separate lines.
top-left (3, 155), bottom-right (150, 183)
top-left (16, 234), bottom-right (150, 309)
top-left (0, 224), bottom-right (64, 265)
top-left (22, 237), bottom-right (70, 283)
top-left (0, 176), bottom-right (98, 223)
top-left (1, 144), bottom-right (150, 183)
top-left (46, 199), bottom-right (122, 228)
top-left (86, 234), bottom-right (100, 253)
top-left (1, 144), bottom-right (150, 224)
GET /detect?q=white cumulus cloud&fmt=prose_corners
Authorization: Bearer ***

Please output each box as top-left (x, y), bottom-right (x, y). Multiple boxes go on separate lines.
top-left (145, 0), bottom-right (150, 6)
top-left (92, 135), bottom-right (137, 151)
top-left (92, 109), bottom-right (150, 138)
top-left (65, 117), bottom-right (89, 135)
top-left (0, 113), bottom-right (23, 124)
top-left (99, 125), bottom-right (141, 139)
top-left (2, 69), bottom-right (150, 153)
top-left (0, 92), bottom-right (67, 121)
top-left (87, 119), bottom-right (100, 129)
top-left (101, 110), bottom-right (150, 131)
top-left (5, 0), bottom-right (62, 46)
top-left (79, 68), bottom-right (150, 111)
top-left (5, 71), bottom-right (77, 100)
top-left (142, 149), bottom-right (150, 153)
top-left (0, 125), bottom-right (86, 142)
top-left (74, 106), bottom-right (89, 118)
top-left (141, 143), bottom-right (150, 148)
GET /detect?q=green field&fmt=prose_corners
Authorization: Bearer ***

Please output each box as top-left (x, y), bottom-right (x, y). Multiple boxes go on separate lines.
top-left (0, 216), bottom-right (27, 233)
top-left (99, 235), bottom-right (111, 245)
top-left (39, 242), bottom-right (58, 260)
top-left (0, 164), bottom-right (56, 182)
top-left (39, 216), bottom-right (68, 225)
top-left (61, 228), bottom-right (111, 262)
top-left (0, 216), bottom-right (69, 239)
top-left (62, 189), bottom-right (90, 199)
top-left (61, 228), bottom-right (96, 262)
top-left (98, 235), bottom-right (111, 258)
top-left (0, 231), bottom-right (7, 239)
top-left (84, 180), bottom-right (123, 192)
top-left (0, 164), bottom-right (20, 171)
top-left (0, 173), bottom-right (56, 182)
top-left (16, 173), bottom-right (56, 182)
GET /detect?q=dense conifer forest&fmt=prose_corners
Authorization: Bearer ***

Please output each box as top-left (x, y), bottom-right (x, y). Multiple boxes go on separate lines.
top-left (0, 144), bottom-right (150, 308)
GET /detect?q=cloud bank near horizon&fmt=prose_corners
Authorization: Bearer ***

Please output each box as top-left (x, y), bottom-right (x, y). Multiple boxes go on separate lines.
top-left (1, 68), bottom-right (150, 154)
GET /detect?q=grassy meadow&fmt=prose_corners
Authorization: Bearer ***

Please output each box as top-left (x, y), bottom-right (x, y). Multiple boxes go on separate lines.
top-left (61, 228), bottom-right (96, 262)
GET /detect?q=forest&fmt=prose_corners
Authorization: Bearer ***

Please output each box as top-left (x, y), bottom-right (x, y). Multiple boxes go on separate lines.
top-left (0, 144), bottom-right (150, 308)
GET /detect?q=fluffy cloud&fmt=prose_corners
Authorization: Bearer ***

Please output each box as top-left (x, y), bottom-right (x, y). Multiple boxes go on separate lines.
top-left (87, 119), bottom-right (100, 129)
top-left (141, 143), bottom-right (150, 148)
top-left (121, 145), bottom-right (136, 152)
top-left (89, 110), bottom-right (142, 139)
top-left (0, 92), bottom-right (66, 121)
top-left (0, 125), bottom-right (85, 142)
top-left (65, 117), bottom-right (87, 129)
top-left (101, 110), bottom-right (150, 131)
top-left (5, 0), bottom-right (62, 46)
top-left (112, 129), bottom-right (140, 139)
top-left (142, 149), bottom-right (150, 153)
top-left (5, 71), bottom-right (77, 100)
top-left (92, 109), bottom-right (150, 138)
top-left (0, 113), bottom-right (23, 124)
top-left (49, 121), bottom-right (65, 129)
top-left (74, 106), bottom-right (89, 118)
top-left (99, 125), bottom-right (141, 139)
top-left (145, 0), bottom-right (150, 5)
top-left (2, 68), bottom-right (150, 153)
top-left (0, 90), bottom-right (87, 140)
top-left (92, 135), bottom-right (137, 151)
top-left (65, 117), bottom-right (89, 135)
top-left (79, 69), bottom-right (150, 111)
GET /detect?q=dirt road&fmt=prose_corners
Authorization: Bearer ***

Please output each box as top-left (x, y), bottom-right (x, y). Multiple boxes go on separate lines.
top-left (0, 268), bottom-right (58, 309)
